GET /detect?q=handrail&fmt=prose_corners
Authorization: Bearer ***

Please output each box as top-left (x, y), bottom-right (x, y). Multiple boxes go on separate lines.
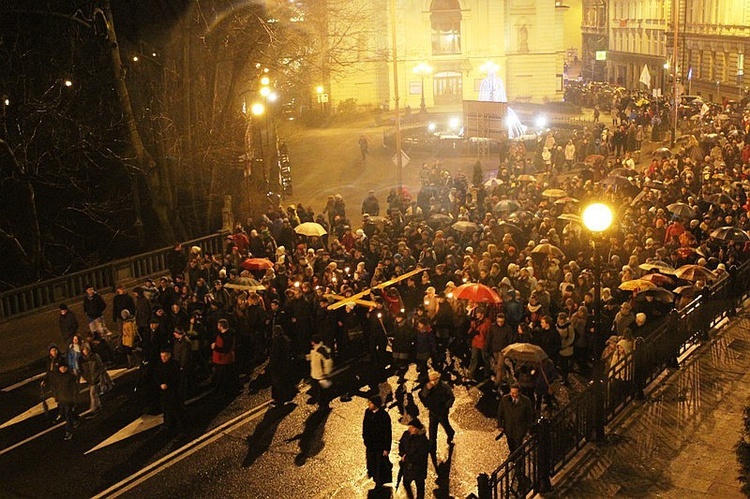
top-left (0, 231), bottom-right (229, 322)
top-left (478, 257), bottom-right (750, 498)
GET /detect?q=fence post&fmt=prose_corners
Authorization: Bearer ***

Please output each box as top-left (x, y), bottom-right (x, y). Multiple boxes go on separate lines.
top-left (536, 417), bottom-right (553, 493)
top-left (633, 337), bottom-right (646, 400)
top-left (590, 360), bottom-right (607, 442)
top-left (477, 472), bottom-right (491, 499)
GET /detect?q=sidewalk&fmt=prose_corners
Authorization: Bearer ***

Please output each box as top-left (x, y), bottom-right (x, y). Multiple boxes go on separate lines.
top-left (545, 312), bottom-right (750, 498)
top-left (0, 291), bottom-right (120, 385)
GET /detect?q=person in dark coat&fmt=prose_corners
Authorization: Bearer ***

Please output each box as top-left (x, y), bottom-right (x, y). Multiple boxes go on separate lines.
top-left (391, 313), bottom-right (414, 382)
top-left (80, 345), bottom-right (105, 414)
top-left (418, 370), bottom-right (455, 460)
top-left (154, 349), bottom-right (186, 431)
top-left (362, 395), bottom-right (393, 488)
top-left (172, 327), bottom-right (193, 399)
top-left (49, 359), bottom-right (78, 441)
top-left (58, 304), bottom-right (78, 344)
top-left (268, 325), bottom-right (296, 405)
top-left (83, 285), bottom-right (107, 336)
top-left (398, 418), bottom-right (430, 499)
top-left (497, 383), bottom-right (534, 454)
top-left (485, 312), bottom-right (514, 387)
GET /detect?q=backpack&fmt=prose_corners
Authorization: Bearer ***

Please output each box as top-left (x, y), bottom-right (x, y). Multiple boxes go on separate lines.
top-left (318, 345), bottom-right (334, 376)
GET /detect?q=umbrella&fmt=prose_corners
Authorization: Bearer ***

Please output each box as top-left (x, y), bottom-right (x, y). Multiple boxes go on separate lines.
top-left (667, 202), bottom-right (696, 219)
top-left (294, 222), bottom-right (327, 237)
top-left (710, 226), bottom-right (750, 242)
top-left (705, 193), bottom-right (734, 206)
top-left (601, 175), bottom-right (634, 189)
top-left (428, 213), bottom-right (452, 226)
top-left (640, 273), bottom-right (675, 286)
top-left (558, 213), bottom-right (582, 224)
top-left (653, 147), bottom-right (672, 159)
top-left (493, 199), bottom-right (521, 213)
top-left (638, 261), bottom-right (676, 275)
top-left (501, 343), bottom-right (548, 364)
top-left (241, 258), bottom-right (274, 271)
top-left (484, 178), bottom-right (503, 188)
top-left (497, 221), bottom-right (523, 237)
top-left (542, 188), bottom-right (567, 198)
top-left (554, 196), bottom-right (579, 205)
top-left (224, 277), bottom-right (265, 292)
top-left (531, 243), bottom-right (565, 259)
top-left (618, 279), bottom-right (657, 292)
top-left (452, 282), bottom-right (502, 304)
top-left (610, 167), bottom-right (636, 177)
top-left (673, 285), bottom-right (696, 296)
top-left (635, 287), bottom-right (675, 303)
top-left (508, 210), bottom-right (534, 221)
top-left (517, 174), bottom-right (538, 182)
top-left (452, 221), bottom-right (478, 233)
top-left (584, 154), bottom-right (605, 165)
top-left (675, 264), bottom-right (718, 282)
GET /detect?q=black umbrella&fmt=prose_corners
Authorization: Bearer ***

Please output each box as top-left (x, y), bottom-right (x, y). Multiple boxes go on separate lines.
top-left (710, 226), bottom-right (750, 242)
top-left (705, 193), bottom-right (734, 206)
top-left (601, 175), bottom-right (635, 190)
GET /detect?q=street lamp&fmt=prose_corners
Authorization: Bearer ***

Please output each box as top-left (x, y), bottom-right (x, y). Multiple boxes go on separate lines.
top-left (413, 62), bottom-right (432, 114)
top-left (582, 202), bottom-right (613, 338)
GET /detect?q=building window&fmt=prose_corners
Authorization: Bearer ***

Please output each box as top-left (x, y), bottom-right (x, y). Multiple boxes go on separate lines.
top-left (433, 71), bottom-right (463, 105)
top-left (431, 0), bottom-right (461, 55)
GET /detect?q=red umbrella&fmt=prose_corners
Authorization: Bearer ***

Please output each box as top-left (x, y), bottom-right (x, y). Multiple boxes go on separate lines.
top-left (451, 282), bottom-right (502, 304)
top-left (241, 258), bottom-right (274, 271)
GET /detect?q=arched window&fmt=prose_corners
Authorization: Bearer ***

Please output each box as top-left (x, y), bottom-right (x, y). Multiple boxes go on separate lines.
top-left (431, 0), bottom-right (461, 55)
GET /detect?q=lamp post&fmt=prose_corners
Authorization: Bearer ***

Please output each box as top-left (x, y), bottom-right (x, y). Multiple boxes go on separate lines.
top-left (582, 202), bottom-right (612, 442)
top-left (413, 62), bottom-right (432, 114)
top-left (582, 202), bottom-right (613, 339)
top-left (251, 102), bottom-right (266, 182)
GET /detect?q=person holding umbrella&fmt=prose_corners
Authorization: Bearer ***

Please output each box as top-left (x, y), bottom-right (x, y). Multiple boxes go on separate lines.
top-left (398, 418), bottom-right (430, 499)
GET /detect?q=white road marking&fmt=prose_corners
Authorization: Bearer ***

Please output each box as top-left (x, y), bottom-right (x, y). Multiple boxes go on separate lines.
top-left (0, 367), bottom-right (137, 430)
top-left (92, 401), bottom-right (272, 498)
top-left (85, 414), bottom-right (164, 455)
top-left (83, 390), bottom-right (212, 454)
top-left (0, 408), bottom-right (92, 457)
top-left (1, 373), bottom-right (45, 392)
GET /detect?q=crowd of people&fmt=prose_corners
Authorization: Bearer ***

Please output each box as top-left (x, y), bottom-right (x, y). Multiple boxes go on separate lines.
top-left (41, 88), bottom-right (749, 496)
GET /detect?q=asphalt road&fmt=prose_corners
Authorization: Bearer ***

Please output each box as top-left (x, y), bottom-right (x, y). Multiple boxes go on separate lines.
top-left (0, 355), bottom-right (505, 499)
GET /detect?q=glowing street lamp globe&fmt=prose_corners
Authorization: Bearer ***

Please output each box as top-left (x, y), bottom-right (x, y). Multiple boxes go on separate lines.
top-left (582, 203), bottom-right (613, 232)
top-left (251, 102), bottom-right (265, 116)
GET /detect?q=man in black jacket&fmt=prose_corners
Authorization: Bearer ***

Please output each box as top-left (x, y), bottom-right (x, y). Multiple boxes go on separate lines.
top-left (362, 395), bottom-right (392, 488)
top-left (398, 418), bottom-right (430, 499)
top-left (485, 313), bottom-right (514, 388)
top-left (58, 304), bottom-right (78, 344)
top-left (83, 285), bottom-right (107, 336)
top-left (155, 349), bottom-right (186, 431)
top-left (419, 370), bottom-right (455, 462)
top-left (49, 360), bottom-right (78, 441)
top-left (497, 383), bottom-right (534, 454)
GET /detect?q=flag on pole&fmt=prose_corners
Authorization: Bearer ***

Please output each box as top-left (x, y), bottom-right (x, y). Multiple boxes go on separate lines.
top-left (639, 65), bottom-right (651, 88)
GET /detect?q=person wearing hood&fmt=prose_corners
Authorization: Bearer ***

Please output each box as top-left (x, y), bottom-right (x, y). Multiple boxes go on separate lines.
top-left (398, 418), bottom-right (430, 499)
top-left (58, 304), bottom-right (79, 344)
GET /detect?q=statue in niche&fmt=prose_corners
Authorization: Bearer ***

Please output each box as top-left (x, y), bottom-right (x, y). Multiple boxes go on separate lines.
top-left (221, 195), bottom-right (234, 232)
top-left (518, 25), bottom-right (529, 53)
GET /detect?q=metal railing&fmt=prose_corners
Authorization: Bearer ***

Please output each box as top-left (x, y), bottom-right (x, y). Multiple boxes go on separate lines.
top-left (478, 258), bottom-right (750, 498)
top-left (0, 232), bottom-right (228, 321)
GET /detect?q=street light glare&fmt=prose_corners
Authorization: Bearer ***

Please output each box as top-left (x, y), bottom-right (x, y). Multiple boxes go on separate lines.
top-left (132, 56), bottom-right (139, 62)
top-left (260, 76), bottom-right (270, 86)
top-left (582, 203), bottom-right (613, 232)
top-left (267, 92), bottom-right (278, 102)
top-left (260, 86), bottom-right (271, 97)
top-left (251, 102), bottom-right (265, 116)
top-left (316, 86), bottom-right (324, 94)
top-left (64, 79), bottom-right (73, 87)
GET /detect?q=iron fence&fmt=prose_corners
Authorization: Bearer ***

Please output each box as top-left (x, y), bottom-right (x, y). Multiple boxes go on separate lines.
top-left (479, 259), bottom-right (750, 498)
top-left (0, 232), bottom-right (228, 321)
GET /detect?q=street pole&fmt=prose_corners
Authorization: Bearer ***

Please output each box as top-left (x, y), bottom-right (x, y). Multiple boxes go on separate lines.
top-left (419, 75), bottom-right (426, 114)
top-left (390, 0), bottom-right (403, 207)
top-left (671, 0), bottom-right (679, 147)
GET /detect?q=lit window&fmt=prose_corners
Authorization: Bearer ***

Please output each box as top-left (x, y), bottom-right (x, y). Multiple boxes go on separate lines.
top-left (431, 0), bottom-right (461, 55)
